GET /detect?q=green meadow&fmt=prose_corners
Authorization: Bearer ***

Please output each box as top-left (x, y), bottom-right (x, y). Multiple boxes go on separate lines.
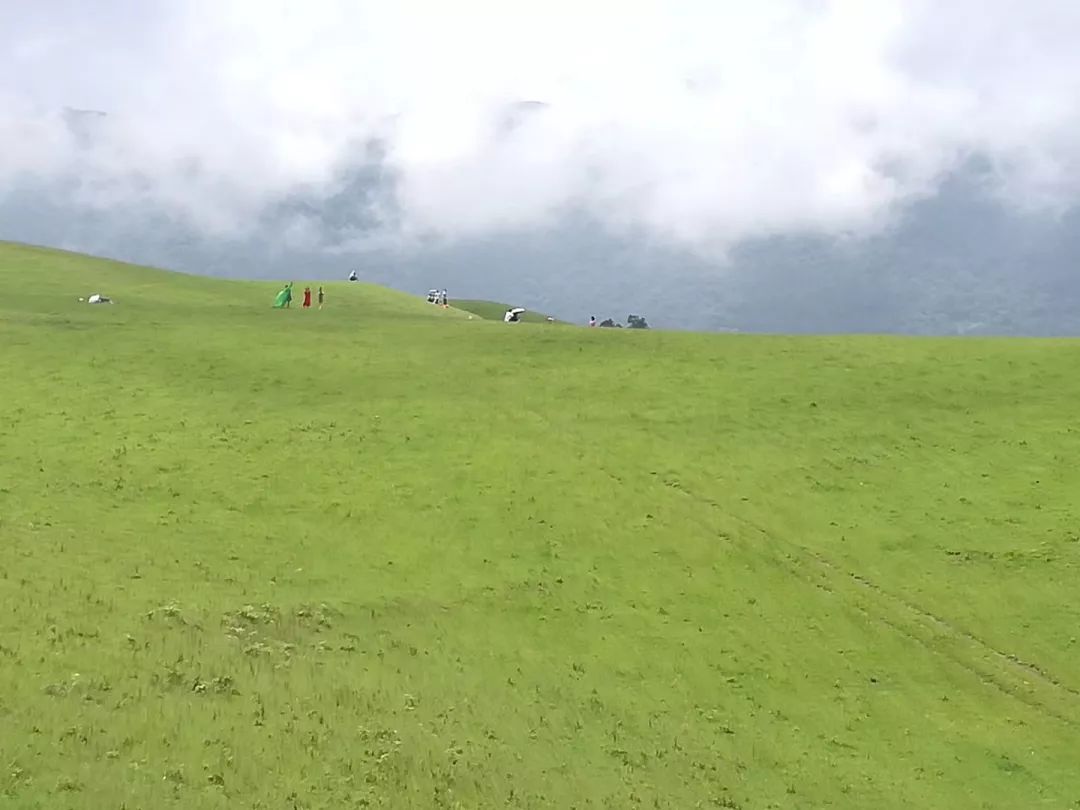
top-left (1, 241), bottom-right (1079, 809)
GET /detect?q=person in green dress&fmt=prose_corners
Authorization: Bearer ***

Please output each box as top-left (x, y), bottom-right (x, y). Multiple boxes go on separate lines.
top-left (273, 282), bottom-right (293, 309)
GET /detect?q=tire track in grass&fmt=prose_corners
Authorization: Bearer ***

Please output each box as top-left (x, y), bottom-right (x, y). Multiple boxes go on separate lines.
top-left (758, 535), bottom-right (1080, 729)
top-left (655, 475), bottom-right (1080, 728)
top-left (804, 545), bottom-right (1080, 700)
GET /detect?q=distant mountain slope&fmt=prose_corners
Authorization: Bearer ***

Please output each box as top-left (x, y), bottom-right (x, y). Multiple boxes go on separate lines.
top-left (3, 159), bottom-right (1080, 335)
top-left (453, 299), bottom-right (559, 323)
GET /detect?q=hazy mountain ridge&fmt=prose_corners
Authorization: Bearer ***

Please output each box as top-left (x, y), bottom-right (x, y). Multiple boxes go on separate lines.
top-left (3, 150), bottom-right (1079, 334)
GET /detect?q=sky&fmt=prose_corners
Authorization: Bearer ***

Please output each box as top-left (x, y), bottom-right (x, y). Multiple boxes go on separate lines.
top-left (3, 0), bottom-right (1080, 256)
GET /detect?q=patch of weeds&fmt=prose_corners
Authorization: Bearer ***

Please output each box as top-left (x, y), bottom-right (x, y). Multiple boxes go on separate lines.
top-left (59, 724), bottom-right (94, 745)
top-left (151, 658), bottom-right (241, 696)
top-left (996, 756), bottom-right (1029, 776)
top-left (223, 603), bottom-right (290, 657)
top-left (5, 762), bottom-right (30, 793)
top-left (145, 601), bottom-right (187, 624)
top-left (345, 725), bottom-right (401, 790)
top-left (240, 639), bottom-right (273, 657)
top-left (697, 708), bottom-right (736, 734)
top-left (42, 672), bottom-right (112, 702)
top-left (192, 675), bottom-right (240, 696)
top-left (159, 659), bottom-right (192, 689)
top-left (54, 776), bottom-right (82, 793)
top-left (944, 549), bottom-right (997, 564)
top-left (606, 747), bottom-right (636, 768)
top-left (222, 601), bottom-right (346, 659)
top-left (222, 603), bottom-right (280, 640)
top-left (294, 602), bottom-right (339, 630)
top-left (235, 602), bottom-right (281, 626)
top-left (1002, 545), bottom-right (1058, 565)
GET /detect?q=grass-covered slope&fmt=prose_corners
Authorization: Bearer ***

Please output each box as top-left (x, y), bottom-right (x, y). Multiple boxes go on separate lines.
top-left (2, 241), bottom-right (1080, 808)
top-left (453, 298), bottom-right (559, 323)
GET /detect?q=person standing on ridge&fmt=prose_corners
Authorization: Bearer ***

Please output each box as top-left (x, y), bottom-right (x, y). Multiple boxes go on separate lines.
top-left (318, 286), bottom-right (325, 310)
top-left (589, 315), bottom-right (596, 327)
top-left (302, 286), bottom-right (312, 309)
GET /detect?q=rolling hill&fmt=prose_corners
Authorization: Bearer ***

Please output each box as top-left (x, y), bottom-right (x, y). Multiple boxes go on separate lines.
top-left (2, 241), bottom-right (1079, 808)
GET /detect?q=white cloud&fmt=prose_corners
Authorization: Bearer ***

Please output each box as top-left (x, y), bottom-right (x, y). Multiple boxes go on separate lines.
top-left (3, 0), bottom-right (1080, 249)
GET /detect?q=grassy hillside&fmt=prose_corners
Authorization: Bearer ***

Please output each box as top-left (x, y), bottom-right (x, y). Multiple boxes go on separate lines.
top-left (2, 241), bottom-right (1080, 809)
top-left (453, 298), bottom-right (559, 323)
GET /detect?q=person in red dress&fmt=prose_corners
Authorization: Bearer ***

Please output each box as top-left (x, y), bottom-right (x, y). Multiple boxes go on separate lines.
top-left (302, 286), bottom-right (312, 308)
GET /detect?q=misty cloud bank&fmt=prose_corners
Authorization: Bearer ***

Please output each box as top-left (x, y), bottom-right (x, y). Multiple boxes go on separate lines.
top-left (5, 0), bottom-right (1080, 255)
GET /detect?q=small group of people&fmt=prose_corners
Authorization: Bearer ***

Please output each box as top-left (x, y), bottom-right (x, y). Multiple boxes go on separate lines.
top-left (427, 289), bottom-right (449, 308)
top-left (273, 282), bottom-right (324, 310)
